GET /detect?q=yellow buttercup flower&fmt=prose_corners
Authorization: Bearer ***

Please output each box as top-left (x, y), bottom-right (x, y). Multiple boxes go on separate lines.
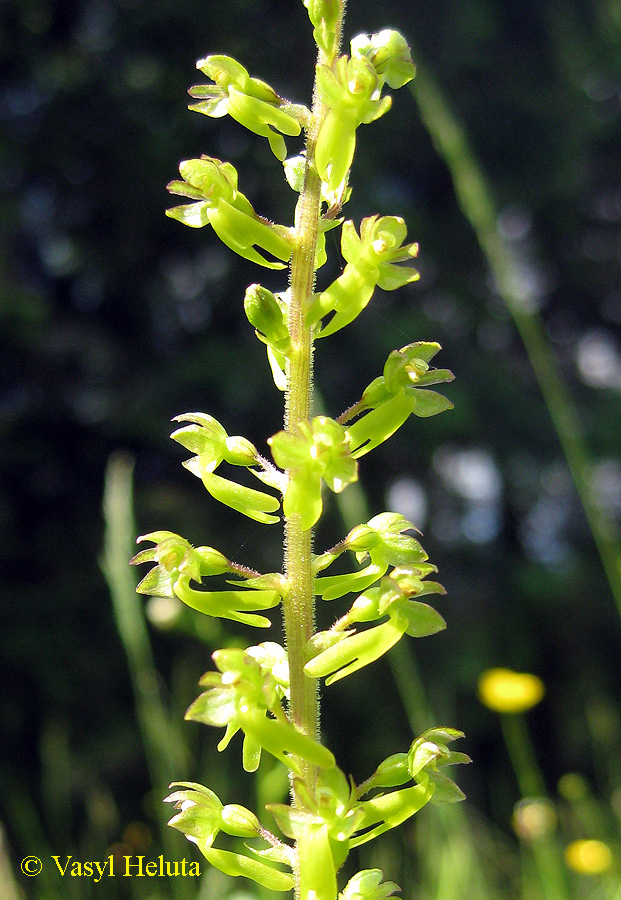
top-left (478, 668), bottom-right (545, 714)
top-left (565, 839), bottom-right (613, 875)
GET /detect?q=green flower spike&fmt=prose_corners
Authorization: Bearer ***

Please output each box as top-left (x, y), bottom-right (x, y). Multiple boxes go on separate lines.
top-left (166, 156), bottom-right (293, 268)
top-left (305, 565), bottom-right (447, 684)
top-left (131, 532), bottom-right (281, 628)
top-left (307, 216), bottom-right (419, 338)
top-left (186, 648), bottom-right (335, 775)
top-left (171, 412), bottom-right (282, 524)
top-left (350, 30), bottom-right (416, 90)
top-left (268, 416), bottom-right (358, 531)
top-left (315, 55), bottom-right (391, 192)
top-left (188, 55), bottom-right (304, 161)
top-left (313, 512), bottom-right (427, 600)
top-left (345, 342), bottom-right (455, 457)
top-left (340, 869), bottom-right (400, 900)
top-left (165, 783), bottom-right (294, 892)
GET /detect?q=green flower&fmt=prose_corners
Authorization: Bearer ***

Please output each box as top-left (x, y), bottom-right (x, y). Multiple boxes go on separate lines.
top-left (131, 532), bottom-right (280, 628)
top-left (269, 416), bottom-right (358, 531)
top-left (313, 512), bottom-right (428, 600)
top-left (305, 565), bottom-right (446, 684)
top-left (166, 156), bottom-right (293, 268)
top-left (308, 216), bottom-right (419, 338)
top-left (350, 30), bottom-right (416, 89)
top-left (165, 782), bottom-right (226, 848)
top-left (340, 869), bottom-right (400, 900)
top-left (170, 413), bottom-right (282, 524)
top-left (165, 782), bottom-right (293, 892)
top-left (165, 781), bottom-right (262, 844)
top-left (186, 648), bottom-right (335, 775)
top-left (315, 55), bottom-right (391, 192)
top-left (345, 342), bottom-right (455, 457)
top-left (407, 727), bottom-right (470, 804)
top-left (346, 730), bottom-right (468, 848)
top-left (188, 55), bottom-right (304, 161)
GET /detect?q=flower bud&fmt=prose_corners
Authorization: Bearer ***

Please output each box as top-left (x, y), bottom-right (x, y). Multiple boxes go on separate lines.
top-left (244, 284), bottom-right (286, 337)
top-left (305, 0), bottom-right (340, 30)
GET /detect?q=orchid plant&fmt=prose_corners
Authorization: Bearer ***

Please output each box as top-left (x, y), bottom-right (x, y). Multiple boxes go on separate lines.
top-left (132, 3), bottom-right (468, 898)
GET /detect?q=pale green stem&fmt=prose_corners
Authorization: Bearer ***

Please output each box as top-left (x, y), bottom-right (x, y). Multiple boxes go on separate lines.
top-left (282, 12), bottom-right (343, 775)
top-left (409, 61), bottom-right (621, 621)
top-left (501, 714), bottom-right (570, 900)
top-left (501, 713), bottom-right (546, 799)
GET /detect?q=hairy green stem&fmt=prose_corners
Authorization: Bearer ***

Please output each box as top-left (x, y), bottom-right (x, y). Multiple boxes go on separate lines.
top-left (282, 10), bottom-right (344, 779)
top-left (283, 115), bottom-right (321, 749)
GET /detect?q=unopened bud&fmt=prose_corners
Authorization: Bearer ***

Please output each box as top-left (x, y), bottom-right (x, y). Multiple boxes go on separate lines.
top-left (305, 0), bottom-right (339, 30)
top-left (244, 284), bottom-right (285, 337)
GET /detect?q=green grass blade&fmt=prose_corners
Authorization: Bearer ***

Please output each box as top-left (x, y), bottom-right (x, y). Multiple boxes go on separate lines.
top-left (408, 61), bottom-right (621, 622)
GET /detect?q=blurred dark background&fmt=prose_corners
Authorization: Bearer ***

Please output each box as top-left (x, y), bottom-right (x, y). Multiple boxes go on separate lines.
top-left (1, 0), bottom-right (621, 896)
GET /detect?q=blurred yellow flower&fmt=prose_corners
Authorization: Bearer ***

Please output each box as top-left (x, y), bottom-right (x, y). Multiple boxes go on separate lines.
top-left (565, 839), bottom-right (613, 875)
top-left (478, 668), bottom-right (545, 714)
